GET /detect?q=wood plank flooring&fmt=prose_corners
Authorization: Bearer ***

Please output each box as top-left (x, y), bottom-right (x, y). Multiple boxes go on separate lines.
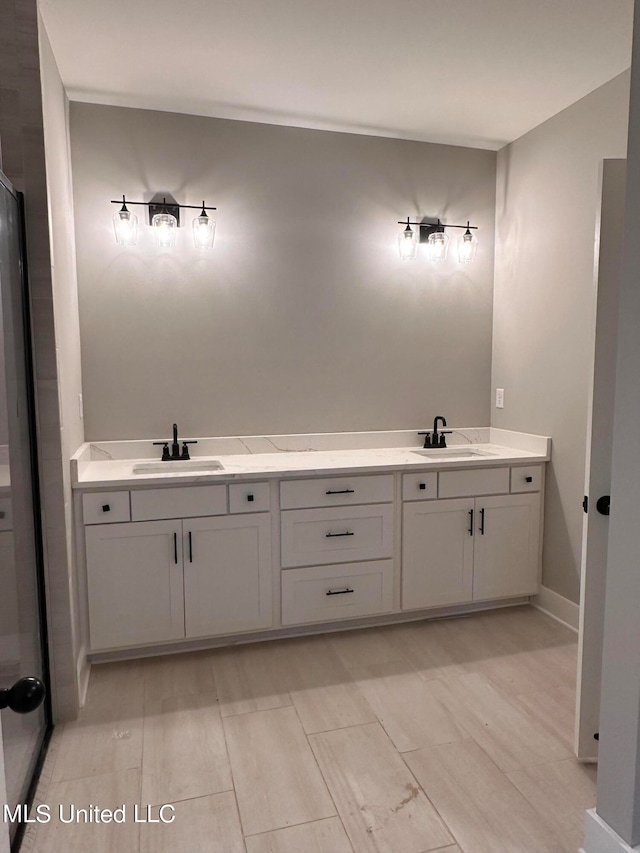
top-left (26, 605), bottom-right (593, 853)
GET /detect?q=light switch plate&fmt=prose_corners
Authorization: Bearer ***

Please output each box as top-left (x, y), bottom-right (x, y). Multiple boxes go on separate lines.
top-left (495, 388), bottom-right (505, 409)
top-left (78, 393), bottom-right (84, 419)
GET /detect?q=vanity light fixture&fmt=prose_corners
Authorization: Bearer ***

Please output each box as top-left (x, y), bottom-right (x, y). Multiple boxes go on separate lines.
top-left (152, 200), bottom-right (178, 249)
top-left (458, 222), bottom-right (478, 264)
top-left (112, 196), bottom-right (139, 246)
top-left (427, 220), bottom-right (449, 263)
top-left (192, 202), bottom-right (216, 250)
top-left (398, 217), bottom-right (418, 260)
top-left (110, 196), bottom-right (217, 249)
top-left (397, 217), bottom-right (479, 263)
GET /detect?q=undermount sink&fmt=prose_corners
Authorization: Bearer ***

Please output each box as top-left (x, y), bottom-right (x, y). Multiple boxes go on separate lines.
top-left (412, 448), bottom-right (496, 460)
top-left (132, 459), bottom-right (224, 474)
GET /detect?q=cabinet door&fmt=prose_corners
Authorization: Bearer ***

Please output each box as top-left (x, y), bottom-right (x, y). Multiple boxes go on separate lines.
top-left (472, 493), bottom-right (541, 601)
top-left (184, 514), bottom-right (272, 638)
top-left (86, 520), bottom-right (184, 650)
top-left (402, 498), bottom-right (474, 610)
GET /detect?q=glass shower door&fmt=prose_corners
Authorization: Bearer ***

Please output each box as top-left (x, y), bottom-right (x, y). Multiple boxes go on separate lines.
top-left (0, 169), bottom-right (50, 849)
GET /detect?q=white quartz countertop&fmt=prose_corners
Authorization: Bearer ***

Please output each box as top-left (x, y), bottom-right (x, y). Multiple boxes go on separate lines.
top-left (71, 428), bottom-right (551, 490)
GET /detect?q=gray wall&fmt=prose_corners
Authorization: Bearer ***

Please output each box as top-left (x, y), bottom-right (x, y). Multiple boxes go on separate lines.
top-left (492, 71), bottom-right (631, 603)
top-left (70, 104), bottom-right (497, 441)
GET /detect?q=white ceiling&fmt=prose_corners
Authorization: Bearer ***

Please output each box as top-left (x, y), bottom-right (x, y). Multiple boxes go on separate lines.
top-left (39, 0), bottom-right (633, 150)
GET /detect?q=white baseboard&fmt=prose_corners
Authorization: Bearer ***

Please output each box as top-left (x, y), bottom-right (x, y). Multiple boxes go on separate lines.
top-left (531, 585), bottom-right (579, 633)
top-left (582, 809), bottom-right (640, 852)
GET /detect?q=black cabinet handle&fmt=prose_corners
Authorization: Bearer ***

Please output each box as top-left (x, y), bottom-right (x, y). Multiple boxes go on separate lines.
top-left (102, 504), bottom-right (110, 512)
top-left (173, 532), bottom-right (178, 564)
top-left (188, 531), bottom-right (193, 562)
top-left (326, 588), bottom-right (354, 596)
top-left (326, 489), bottom-right (355, 495)
top-left (468, 509), bottom-right (474, 536)
top-left (480, 508), bottom-right (485, 535)
top-left (525, 476), bottom-right (533, 483)
top-left (325, 531), bottom-right (355, 538)
top-left (247, 494), bottom-right (254, 502)
top-left (419, 483), bottom-right (426, 490)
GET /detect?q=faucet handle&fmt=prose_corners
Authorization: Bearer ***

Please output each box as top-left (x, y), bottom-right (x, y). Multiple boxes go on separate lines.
top-left (418, 431), bottom-right (434, 448)
top-left (180, 440), bottom-right (198, 459)
top-left (438, 431), bottom-right (453, 448)
top-left (152, 441), bottom-right (171, 460)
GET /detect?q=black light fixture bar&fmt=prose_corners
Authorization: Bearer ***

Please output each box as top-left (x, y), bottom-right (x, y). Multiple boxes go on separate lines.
top-left (396, 219), bottom-right (478, 230)
top-left (111, 196), bottom-right (216, 227)
top-left (110, 197), bottom-right (217, 212)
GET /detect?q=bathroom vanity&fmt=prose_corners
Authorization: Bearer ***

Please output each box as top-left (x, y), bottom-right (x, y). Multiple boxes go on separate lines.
top-left (71, 427), bottom-right (550, 658)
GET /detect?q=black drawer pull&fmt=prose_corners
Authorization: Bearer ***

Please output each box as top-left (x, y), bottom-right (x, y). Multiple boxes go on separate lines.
top-left (102, 504), bottom-right (110, 512)
top-left (247, 494), bottom-right (254, 502)
top-left (419, 483), bottom-right (426, 490)
top-left (326, 488), bottom-right (355, 495)
top-left (525, 476), bottom-right (533, 483)
top-left (325, 531), bottom-right (355, 538)
top-left (173, 532), bottom-right (178, 564)
top-left (188, 531), bottom-right (193, 562)
top-left (326, 588), bottom-right (354, 596)
top-left (468, 509), bottom-right (474, 536)
top-left (480, 507), bottom-right (485, 535)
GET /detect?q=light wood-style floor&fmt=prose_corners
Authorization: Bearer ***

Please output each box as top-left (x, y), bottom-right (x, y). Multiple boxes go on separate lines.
top-left (25, 605), bottom-right (593, 853)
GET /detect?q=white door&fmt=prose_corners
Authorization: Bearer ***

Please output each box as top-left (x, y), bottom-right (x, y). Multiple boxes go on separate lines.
top-left (576, 159), bottom-right (626, 760)
top-left (184, 514), bottom-right (272, 638)
top-left (472, 493), bottom-right (541, 601)
top-left (401, 498), bottom-right (474, 609)
top-left (86, 520), bottom-right (185, 650)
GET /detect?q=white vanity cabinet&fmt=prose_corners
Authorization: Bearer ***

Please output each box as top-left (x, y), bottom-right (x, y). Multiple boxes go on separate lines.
top-left (280, 474), bottom-right (395, 625)
top-left (402, 466), bottom-right (542, 611)
top-left (402, 498), bottom-right (475, 609)
top-left (84, 484), bottom-right (272, 651)
top-left (79, 455), bottom-right (546, 655)
top-left (86, 519), bottom-right (185, 650)
top-left (472, 492), bottom-right (541, 600)
top-left (183, 514), bottom-right (272, 638)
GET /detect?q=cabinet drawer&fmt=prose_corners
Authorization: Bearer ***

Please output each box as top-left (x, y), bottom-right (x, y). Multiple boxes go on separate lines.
top-left (438, 467), bottom-right (509, 499)
top-left (131, 485), bottom-right (227, 521)
top-left (229, 482), bottom-right (271, 513)
top-left (510, 465), bottom-right (542, 493)
top-left (402, 472), bottom-right (438, 501)
top-left (280, 474), bottom-right (393, 509)
top-left (0, 497), bottom-right (12, 531)
top-left (281, 560), bottom-right (394, 626)
top-left (281, 504), bottom-right (394, 567)
top-left (83, 491), bottom-right (130, 525)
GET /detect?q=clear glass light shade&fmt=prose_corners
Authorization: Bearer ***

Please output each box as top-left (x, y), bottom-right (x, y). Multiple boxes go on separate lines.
top-left (398, 226), bottom-right (418, 260)
top-left (427, 230), bottom-right (449, 263)
top-left (113, 208), bottom-right (138, 245)
top-left (192, 213), bottom-right (215, 249)
top-left (458, 229), bottom-right (478, 264)
top-left (152, 212), bottom-right (177, 248)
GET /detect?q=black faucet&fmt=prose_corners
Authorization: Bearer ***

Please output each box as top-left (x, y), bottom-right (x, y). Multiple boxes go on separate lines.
top-left (153, 423), bottom-right (198, 460)
top-left (418, 415), bottom-right (453, 448)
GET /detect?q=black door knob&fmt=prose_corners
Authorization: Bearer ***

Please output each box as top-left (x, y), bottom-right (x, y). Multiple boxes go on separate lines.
top-left (596, 495), bottom-right (611, 516)
top-left (0, 677), bottom-right (46, 714)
